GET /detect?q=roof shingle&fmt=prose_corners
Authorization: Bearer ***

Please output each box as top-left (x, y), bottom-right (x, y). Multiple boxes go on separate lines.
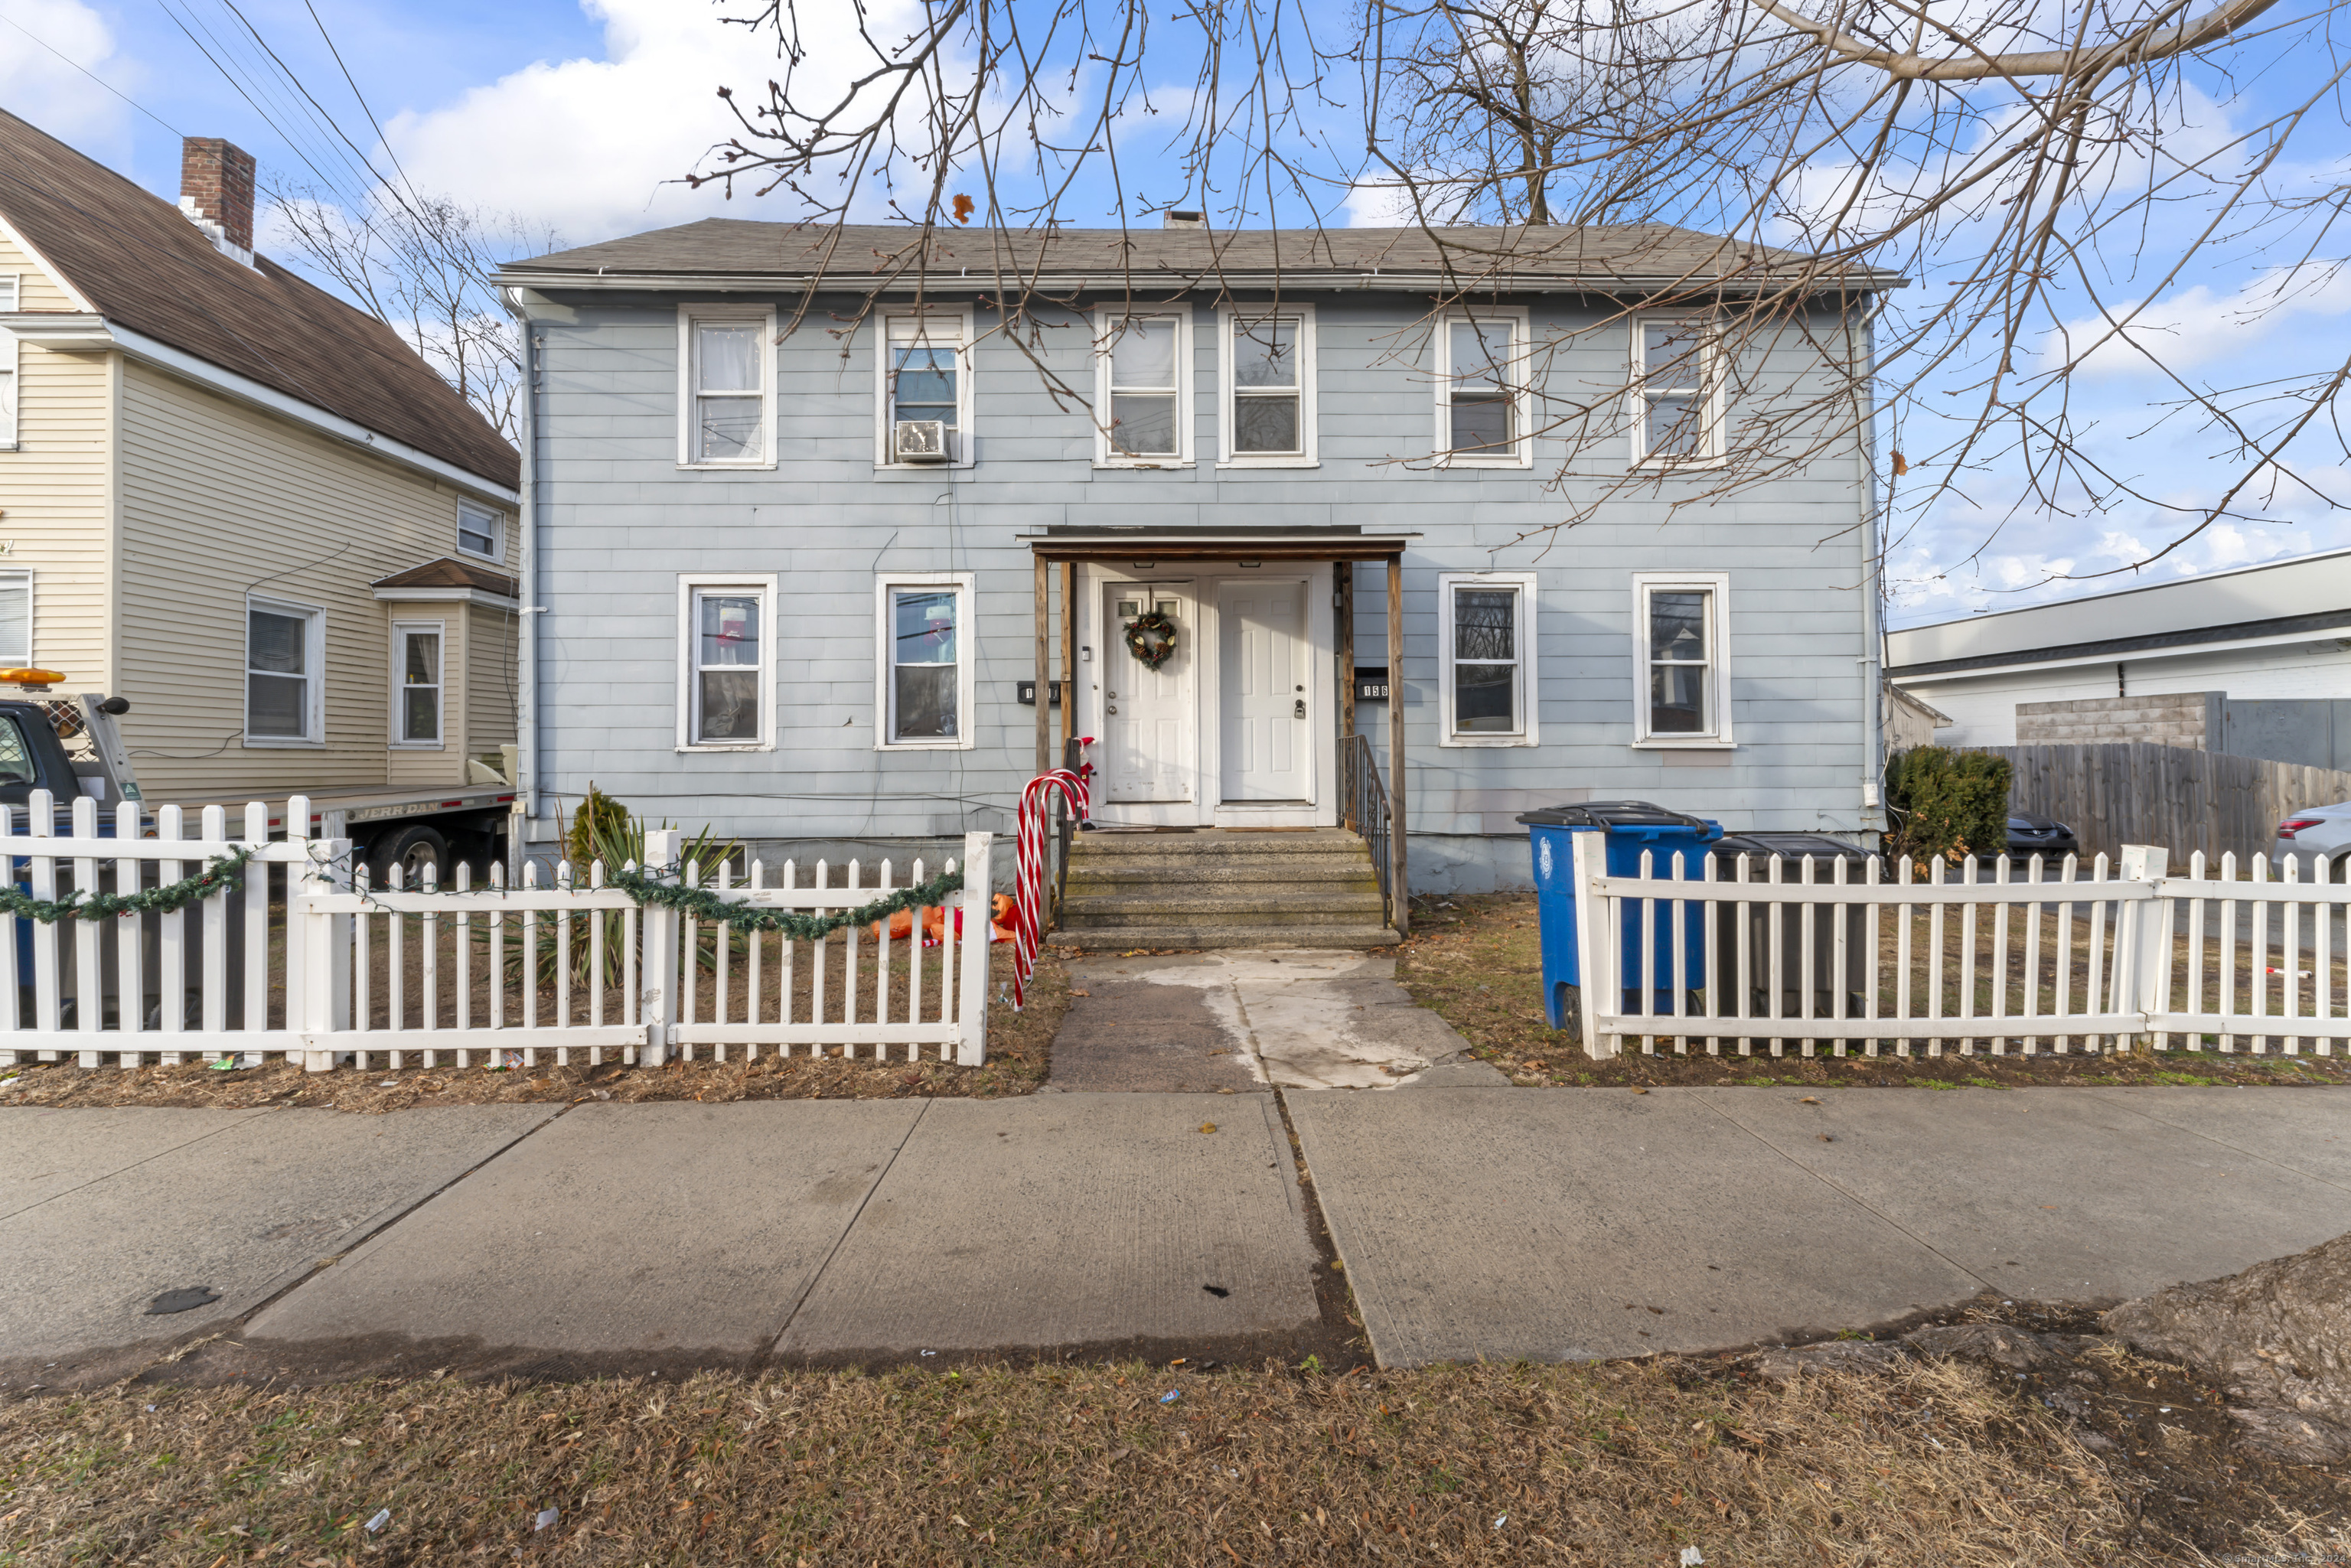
top-left (0, 109), bottom-right (517, 490)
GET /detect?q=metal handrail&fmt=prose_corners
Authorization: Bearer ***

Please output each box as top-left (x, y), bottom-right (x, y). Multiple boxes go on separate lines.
top-left (1340, 732), bottom-right (1395, 930)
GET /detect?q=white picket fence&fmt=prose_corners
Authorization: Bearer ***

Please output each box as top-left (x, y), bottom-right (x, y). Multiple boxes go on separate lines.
top-left (0, 794), bottom-right (995, 1071)
top-left (1567, 833), bottom-right (2351, 1058)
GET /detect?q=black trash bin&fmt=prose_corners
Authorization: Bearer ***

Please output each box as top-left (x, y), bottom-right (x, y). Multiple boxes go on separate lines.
top-left (1708, 833), bottom-right (1873, 1019)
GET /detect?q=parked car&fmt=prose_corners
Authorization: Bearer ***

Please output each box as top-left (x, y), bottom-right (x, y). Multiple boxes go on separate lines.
top-left (2273, 802), bottom-right (2351, 879)
top-left (1996, 812), bottom-right (2081, 865)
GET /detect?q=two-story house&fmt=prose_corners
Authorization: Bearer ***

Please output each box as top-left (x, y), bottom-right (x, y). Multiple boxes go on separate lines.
top-left (0, 109), bottom-right (520, 873)
top-left (497, 218), bottom-right (1893, 944)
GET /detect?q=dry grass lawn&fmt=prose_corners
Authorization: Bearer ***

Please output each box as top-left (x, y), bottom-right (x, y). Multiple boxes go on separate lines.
top-left (12, 1348), bottom-right (2335, 1567)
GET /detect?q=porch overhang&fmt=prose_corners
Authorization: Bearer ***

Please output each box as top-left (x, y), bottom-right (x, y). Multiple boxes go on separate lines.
top-left (1014, 526), bottom-right (1418, 562)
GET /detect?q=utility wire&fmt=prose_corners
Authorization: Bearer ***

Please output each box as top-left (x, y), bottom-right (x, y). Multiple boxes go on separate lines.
top-left (0, 8), bottom-right (184, 136)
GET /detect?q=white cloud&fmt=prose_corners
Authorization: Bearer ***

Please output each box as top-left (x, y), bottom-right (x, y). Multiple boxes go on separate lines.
top-left (2048, 262), bottom-right (2351, 383)
top-left (0, 0), bottom-right (135, 149)
top-left (378, 0), bottom-right (924, 246)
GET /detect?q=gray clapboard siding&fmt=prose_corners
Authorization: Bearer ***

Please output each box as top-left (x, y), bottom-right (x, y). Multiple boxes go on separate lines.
top-left (527, 292), bottom-right (1880, 888)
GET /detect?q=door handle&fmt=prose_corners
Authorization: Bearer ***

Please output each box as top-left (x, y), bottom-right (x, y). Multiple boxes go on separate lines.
top-left (1294, 699), bottom-right (1306, 719)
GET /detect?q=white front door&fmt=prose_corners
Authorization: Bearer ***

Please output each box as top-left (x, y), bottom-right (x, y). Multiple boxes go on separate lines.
top-left (1218, 577), bottom-right (1311, 801)
top-left (1097, 581), bottom-right (1195, 815)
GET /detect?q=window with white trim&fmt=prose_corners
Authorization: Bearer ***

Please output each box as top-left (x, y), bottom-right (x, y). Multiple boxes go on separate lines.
top-left (879, 312), bottom-right (973, 465)
top-left (1632, 318), bottom-right (1721, 465)
top-left (1095, 310), bottom-right (1192, 465)
top-left (678, 579), bottom-right (773, 748)
top-left (1218, 307), bottom-right (1316, 466)
top-left (1436, 310), bottom-right (1530, 465)
top-left (392, 623), bottom-right (444, 747)
top-left (0, 572), bottom-right (28, 667)
top-left (246, 598), bottom-right (323, 745)
top-left (456, 499), bottom-right (504, 560)
top-left (0, 275), bottom-right (18, 449)
top-left (1436, 570), bottom-right (1539, 747)
top-left (1631, 572), bottom-right (1733, 745)
top-left (677, 309), bottom-right (774, 467)
top-left (875, 573), bottom-right (977, 749)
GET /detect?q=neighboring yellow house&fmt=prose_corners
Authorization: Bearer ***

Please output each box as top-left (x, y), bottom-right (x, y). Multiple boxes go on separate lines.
top-left (0, 109), bottom-right (520, 807)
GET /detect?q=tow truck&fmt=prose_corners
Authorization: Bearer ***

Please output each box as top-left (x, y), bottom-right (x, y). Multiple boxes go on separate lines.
top-left (0, 688), bottom-right (520, 882)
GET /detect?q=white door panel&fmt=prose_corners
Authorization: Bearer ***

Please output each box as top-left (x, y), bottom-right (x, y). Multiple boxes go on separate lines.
top-left (1100, 582), bottom-right (1195, 807)
top-left (1218, 579), bottom-right (1309, 801)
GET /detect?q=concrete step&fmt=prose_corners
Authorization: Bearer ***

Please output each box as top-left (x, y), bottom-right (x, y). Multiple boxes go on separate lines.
top-left (1045, 923), bottom-right (1403, 951)
top-left (1067, 829), bottom-right (1368, 862)
top-left (1066, 861), bottom-right (1379, 889)
top-left (1060, 889), bottom-right (1387, 927)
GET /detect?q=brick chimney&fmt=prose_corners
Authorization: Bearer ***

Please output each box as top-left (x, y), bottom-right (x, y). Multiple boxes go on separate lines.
top-left (178, 138), bottom-right (256, 257)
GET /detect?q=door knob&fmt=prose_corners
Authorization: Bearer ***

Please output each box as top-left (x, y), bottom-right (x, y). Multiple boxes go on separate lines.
top-left (1294, 698), bottom-right (1306, 719)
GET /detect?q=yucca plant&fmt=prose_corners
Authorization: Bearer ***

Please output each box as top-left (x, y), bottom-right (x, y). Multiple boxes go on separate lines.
top-left (503, 784), bottom-right (741, 990)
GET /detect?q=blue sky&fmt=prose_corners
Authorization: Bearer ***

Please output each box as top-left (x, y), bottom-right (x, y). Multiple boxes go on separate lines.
top-left (6, 0), bottom-right (2349, 626)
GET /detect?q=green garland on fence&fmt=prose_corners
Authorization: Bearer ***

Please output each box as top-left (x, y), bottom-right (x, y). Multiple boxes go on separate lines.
top-left (603, 863), bottom-right (967, 942)
top-left (0, 846), bottom-right (259, 924)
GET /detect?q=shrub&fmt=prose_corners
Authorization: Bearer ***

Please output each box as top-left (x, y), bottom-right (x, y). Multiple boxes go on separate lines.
top-left (1884, 748), bottom-right (2011, 875)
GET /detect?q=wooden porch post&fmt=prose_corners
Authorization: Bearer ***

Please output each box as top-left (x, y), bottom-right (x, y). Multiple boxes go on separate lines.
top-left (1034, 553), bottom-right (1052, 778)
top-left (1337, 562), bottom-right (1356, 741)
top-left (1386, 554), bottom-right (1408, 936)
top-left (1060, 561), bottom-right (1076, 755)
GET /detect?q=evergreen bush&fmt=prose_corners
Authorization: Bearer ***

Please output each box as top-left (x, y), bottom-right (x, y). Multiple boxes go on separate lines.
top-left (1884, 748), bottom-right (2012, 875)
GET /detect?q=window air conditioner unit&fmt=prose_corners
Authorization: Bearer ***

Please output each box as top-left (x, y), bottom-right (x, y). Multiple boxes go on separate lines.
top-left (893, 419), bottom-right (950, 463)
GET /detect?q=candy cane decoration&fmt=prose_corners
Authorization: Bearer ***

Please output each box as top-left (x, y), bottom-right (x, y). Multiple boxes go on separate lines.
top-left (1010, 743), bottom-right (1092, 1009)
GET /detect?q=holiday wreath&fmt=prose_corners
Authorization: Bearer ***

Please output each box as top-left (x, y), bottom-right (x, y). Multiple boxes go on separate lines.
top-left (1123, 609), bottom-right (1179, 670)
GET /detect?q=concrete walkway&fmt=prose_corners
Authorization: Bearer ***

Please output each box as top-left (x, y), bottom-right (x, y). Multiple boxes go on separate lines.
top-left (3, 1076), bottom-right (2345, 1382)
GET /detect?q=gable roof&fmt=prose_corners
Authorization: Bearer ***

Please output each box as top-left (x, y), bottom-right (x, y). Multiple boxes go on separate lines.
top-left (0, 109), bottom-right (517, 491)
top-left (501, 219), bottom-right (1903, 296)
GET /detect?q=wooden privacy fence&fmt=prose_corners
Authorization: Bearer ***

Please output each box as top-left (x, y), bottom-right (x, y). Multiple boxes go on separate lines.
top-left (1976, 743), bottom-right (2351, 866)
top-left (1568, 833), bottom-right (2351, 1060)
top-left (0, 797), bottom-right (996, 1071)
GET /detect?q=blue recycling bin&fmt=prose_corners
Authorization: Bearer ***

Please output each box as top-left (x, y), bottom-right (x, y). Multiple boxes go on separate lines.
top-left (1519, 800), bottom-right (1723, 1032)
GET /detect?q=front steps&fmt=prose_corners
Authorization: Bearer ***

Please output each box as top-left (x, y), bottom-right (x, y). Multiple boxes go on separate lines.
top-left (1048, 827), bottom-right (1400, 950)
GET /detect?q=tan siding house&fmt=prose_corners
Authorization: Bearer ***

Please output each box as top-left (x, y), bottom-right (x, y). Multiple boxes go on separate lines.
top-left (0, 112), bottom-right (519, 806)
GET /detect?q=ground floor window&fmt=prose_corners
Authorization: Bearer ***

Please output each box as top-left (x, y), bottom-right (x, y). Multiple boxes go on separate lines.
top-left (676, 576), bottom-right (775, 750)
top-left (392, 622), bottom-right (444, 747)
top-left (1437, 570), bottom-right (1539, 746)
top-left (246, 597), bottom-right (322, 745)
top-left (876, 573), bottom-right (977, 749)
top-left (1630, 572), bottom-right (1733, 745)
top-left (0, 572), bottom-right (30, 667)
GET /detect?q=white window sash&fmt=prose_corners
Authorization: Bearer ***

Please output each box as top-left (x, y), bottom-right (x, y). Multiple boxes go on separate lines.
top-left (456, 500), bottom-right (503, 561)
top-left (675, 307), bottom-right (777, 469)
top-left (245, 597), bottom-right (323, 746)
top-left (0, 298), bottom-right (18, 450)
top-left (1631, 317), bottom-right (1724, 467)
top-left (1436, 570), bottom-right (1540, 747)
top-left (674, 576), bottom-right (778, 751)
top-left (1217, 305), bottom-right (1317, 467)
top-left (1629, 572), bottom-right (1734, 746)
top-left (1433, 310), bottom-right (1531, 468)
top-left (391, 623), bottom-right (446, 748)
top-left (876, 309), bottom-right (975, 467)
top-left (0, 572), bottom-right (31, 666)
top-left (1094, 309), bottom-right (1194, 466)
top-left (873, 572), bottom-right (978, 751)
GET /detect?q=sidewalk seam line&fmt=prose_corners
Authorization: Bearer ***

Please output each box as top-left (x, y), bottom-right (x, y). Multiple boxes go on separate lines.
top-left (761, 1097), bottom-right (934, 1366)
top-left (0, 1104), bottom-right (282, 1224)
top-left (2079, 1090), bottom-right (2351, 1195)
top-left (1690, 1093), bottom-right (1997, 1292)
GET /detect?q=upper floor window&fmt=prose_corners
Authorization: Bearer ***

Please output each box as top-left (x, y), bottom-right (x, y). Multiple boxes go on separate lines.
top-left (246, 597), bottom-right (323, 745)
top-left (879, 311), bottom-right (973, 467)
top-left (1437, 570), bottom-right (1540, 747)
top-left (677, 308), bottom-right (774, 468)
top-left (676, 575), bottom-right (776, 751)
top-left (1095, 310), bottom-right (1192, 466)
top-left (1631, 572), bottom-right (1733, 746)
top-left (1436, 309), bottom-right (1531, 467)
top-left (456, 498), bottom-right (504, 561)
top-left (1218, 307), bottom-right (1317, 468)
top-left (875, 572), bottom-right (977, 750)
top-left (1632, 318), bottom-right (1722, 466)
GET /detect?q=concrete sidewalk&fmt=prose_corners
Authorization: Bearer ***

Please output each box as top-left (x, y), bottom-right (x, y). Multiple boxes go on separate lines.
top-left (1293, 1085), bottom-right (2351, 1368)
top-left (4, 1084), bottom-right (2345, 1384)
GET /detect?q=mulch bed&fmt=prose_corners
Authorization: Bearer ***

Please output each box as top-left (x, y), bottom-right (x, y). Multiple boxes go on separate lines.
top-left (0, 947), bottom-right (1070, 1111)
top-left (1400, 893), bottom-right (2351, 1089)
